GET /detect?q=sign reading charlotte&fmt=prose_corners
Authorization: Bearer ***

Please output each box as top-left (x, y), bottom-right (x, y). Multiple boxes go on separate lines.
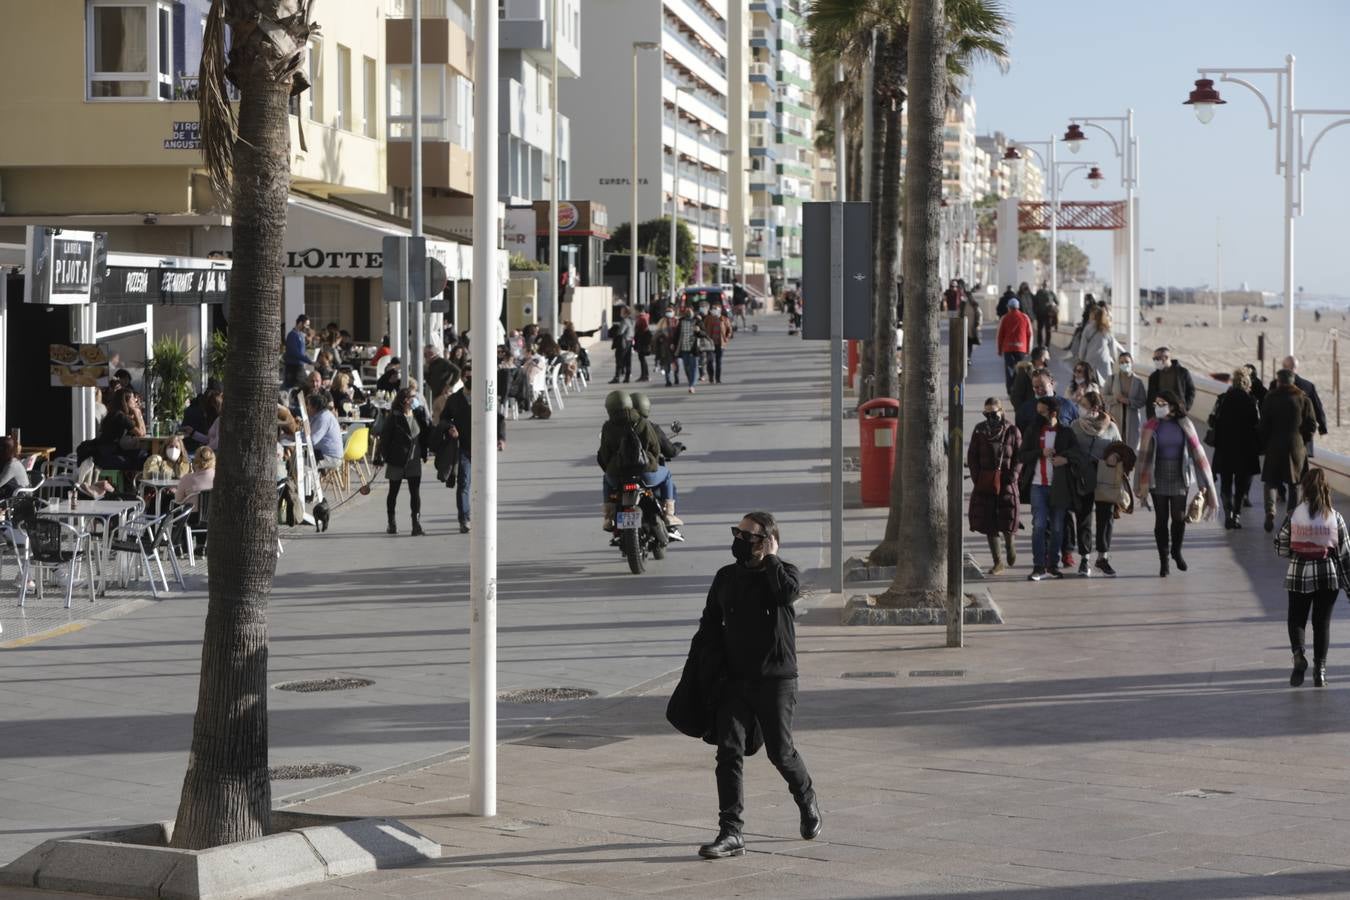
top-left (165, 121), bottom-right (202, 150)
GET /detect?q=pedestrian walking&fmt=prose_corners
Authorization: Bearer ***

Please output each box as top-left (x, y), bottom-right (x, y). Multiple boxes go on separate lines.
top-left (654, 308), bottom-right (680, 386)
top-left (1015, 370), bottom-right (1080, 436)
top-left (609, 306), bottom-right (635, 384)
top-left (996, 298), bottom-right (1032, 392)
top-left (1275, 468), bottom-right (1350, 688)
top-left (1259, 368), bottom-right (1319, 532)
top-left (1268, 356), bottom-right (1328, 452)
top-left (675, 307), bottom-right (701, 394)
top-left (692, 512), bottom-right (821, 859)
top-left (1210, 367), bottom-right (1262, 529)
top-left (996, 285), bottom-right (1016, 318)
top-left (1018, 395), bottom-right (1080, 581)
top-left (1068, 359), bottom-right (1103, 406)
top-left (1071, 391), bottom-right (1123, 577)
top-left (1080, 306), bottom-right (1123, 386)
top-left (967, 398), bottom-right (1022, 574)
top-left (439, 372), bottom-right (506, 533)
top-left (380, 387), bottom-right (431, 537)
top-left (1107, 351), bottom-right (1147, 452)
top-left (958, 290), bottom-right (983, 363)
top-left (702, 304), bottom-right (733, 384)
top-left (1146, 347), bottom-right (1197, 416)
top-left (1032, 282), bottom-right (1058, 350)
top-left (283, 313), bottom-right (313, 388)
top-left (633, 312), bottom-right (653, 382)
top-left (1009, 346), bottom-right (1049, 413)
top-left (1136, 390), bottom-right (1218, 577)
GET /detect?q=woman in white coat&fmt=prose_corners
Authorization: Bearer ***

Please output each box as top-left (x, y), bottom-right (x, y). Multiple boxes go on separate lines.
top-left (1081, 306), bottom-right (1122, 386)
top-left (1107, 350), bottom-right (1148, 452)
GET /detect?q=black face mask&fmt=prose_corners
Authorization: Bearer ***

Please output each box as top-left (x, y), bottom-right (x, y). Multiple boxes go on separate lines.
top-left (731, 538), bottom-right (754, 563)
top-left (984, 411), bottom-right (1000, 424)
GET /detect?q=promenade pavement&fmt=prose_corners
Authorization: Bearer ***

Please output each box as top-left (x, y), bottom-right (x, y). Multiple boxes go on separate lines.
top-left (10, 316), bottom-right (1350, 899)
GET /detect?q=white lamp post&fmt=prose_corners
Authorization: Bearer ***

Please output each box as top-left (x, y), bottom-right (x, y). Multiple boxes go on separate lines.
top-left (631, 41), bottom-right (659, 309)
top-left (670, 85), bottom-right (691, 308)
top-left (547, 0), bottom-right (559, 336)
top-left (1184, 57), bottom-right (1350, 357)
top-left (1063, 110), bottom-right (1139, 357)
top-left (1003, 137), bottom-right (1057, 294)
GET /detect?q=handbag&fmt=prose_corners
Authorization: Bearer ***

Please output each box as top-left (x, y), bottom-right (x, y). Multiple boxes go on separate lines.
top-left (1185, 490), bottom-right (1207, 523)
top-left (973, 469), bottom-right (1002, 495)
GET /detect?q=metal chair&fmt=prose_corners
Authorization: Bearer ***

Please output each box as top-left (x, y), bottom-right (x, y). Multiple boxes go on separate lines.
top-left (109, 514), bottom-right (171, 598)
top-left (18, 517), bottom-right (96, 609)
top-left (185, 490), bottom-right (212, 566)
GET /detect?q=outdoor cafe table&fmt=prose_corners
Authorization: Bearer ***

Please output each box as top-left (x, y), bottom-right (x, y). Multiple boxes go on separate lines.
top-left (140, 478), bottom-right (181, 516)
top-left (18, 445), bottom-right (57, 462)
top-left (38, 499), bottom-right (142, 595)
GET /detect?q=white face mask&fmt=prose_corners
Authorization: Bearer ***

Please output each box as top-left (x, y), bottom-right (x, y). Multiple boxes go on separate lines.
top-left (1119, 362), bottom-right (1132, 374)
top-left (711, 309), bottom-right (721, 317)
top-left (1155, 404), bottom-right (1172, 418)
top-left (166, 447), bottom-right (181, 462)
top-left (1153, 359), bottom-right (1167, 371)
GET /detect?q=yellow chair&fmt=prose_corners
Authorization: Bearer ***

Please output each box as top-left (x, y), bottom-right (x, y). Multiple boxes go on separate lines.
top-left (341, 426), bottom-right (372, 491)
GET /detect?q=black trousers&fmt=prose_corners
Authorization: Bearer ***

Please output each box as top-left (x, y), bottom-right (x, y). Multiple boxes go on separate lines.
top-left (715, 678), bottom-right (813, 834)
top-left (1036, 317), bottom-right (1054, 349)
top-left (1220, 472), bottom-right (1253, 515)
top-left (1076, 495), bottom-right (1115, 557)
top-left (1152, 492), bottom-right (1187, 555)
top-left (636, 350), bottom-right (650, 381)
top-left (1289, 588), bottom-right (1338, 660)
top-left (614, 343), bottom-right (632, 382)
top-left (387, 477), bottom-right (421, 519)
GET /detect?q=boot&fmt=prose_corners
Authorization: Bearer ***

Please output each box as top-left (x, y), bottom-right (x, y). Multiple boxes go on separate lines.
top-left (386, 514), bottom-right (398, 535)
top-left (1291, 650), bottom-right (1309, 687)
top-left (986, 535), bottom-right (1006, 575)
top-left (410, 514), bottom-right (424, 537)
top-left (602, 502), bottom-right (616, 531)
top-left (662, 499), bottom-right (684, 527)
top-left (697, 828), bottom-right (745, 859)
top-left (1171, 520), bottom-right (1188, 571)
top-left (1314, 660), bottom-right (1328, 687)
top-left (798, 793), bottom-right (823, 840)
top-left (1003, 532), bottom-right (1016, 566)
top-left (1158, 548), bottom-right (1169, 578)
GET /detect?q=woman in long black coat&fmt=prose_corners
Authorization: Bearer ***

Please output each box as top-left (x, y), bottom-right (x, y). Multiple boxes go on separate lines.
top-left (967, 397), bottom-right (1023, 574)
top-left (1211, 367), bottom-right (1262, 529)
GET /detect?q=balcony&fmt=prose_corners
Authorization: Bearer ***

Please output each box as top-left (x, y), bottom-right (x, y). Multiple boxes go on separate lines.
top-left (749, 62), bottom-right (776, 86)
top-left (387, 16), bottom-right (472, 79)
top-left (388, 139), bottom-right (473, 196)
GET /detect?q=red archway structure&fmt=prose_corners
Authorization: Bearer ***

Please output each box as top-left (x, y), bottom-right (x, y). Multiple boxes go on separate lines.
top-left (1018, 200), bottom-right (1126, 232)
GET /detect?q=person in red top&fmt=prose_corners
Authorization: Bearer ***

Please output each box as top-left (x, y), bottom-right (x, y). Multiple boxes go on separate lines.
top-left (1017, 395), bottom-right (1080, 581)
top-left (996, 298), bottom-right (1033, 392)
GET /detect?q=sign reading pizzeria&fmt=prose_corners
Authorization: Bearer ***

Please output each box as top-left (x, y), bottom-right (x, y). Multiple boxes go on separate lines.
top-left (24, 226), bottom-right (105, 305)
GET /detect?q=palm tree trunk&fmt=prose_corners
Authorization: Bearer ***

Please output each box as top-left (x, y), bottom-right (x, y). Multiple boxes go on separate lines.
top-left (172, 0), bottom-right (304, 850)
top-left (874, 0), bottom-right (947, 606)
top-left (871, 95), bottom-right (902, 402)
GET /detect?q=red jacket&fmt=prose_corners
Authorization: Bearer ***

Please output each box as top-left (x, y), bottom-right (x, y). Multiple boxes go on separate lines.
top-left (996, 310), bottom-right (1032, 354)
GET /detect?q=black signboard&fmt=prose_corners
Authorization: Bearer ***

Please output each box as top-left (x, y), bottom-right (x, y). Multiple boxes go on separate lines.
top-left (100, 265), bottom-right (230, 306)
top-left (24, 226), bottom-right (103, 305)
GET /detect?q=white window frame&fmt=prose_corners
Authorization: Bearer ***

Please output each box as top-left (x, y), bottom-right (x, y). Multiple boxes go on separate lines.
top-left (386, 65), bottom-right (450, 142)
top-left (86, 0), bottom-right (177, 101)
top-left (362, 56), bottom-right (377, 138)
top-left (336, 44), bottom-right (352, 131)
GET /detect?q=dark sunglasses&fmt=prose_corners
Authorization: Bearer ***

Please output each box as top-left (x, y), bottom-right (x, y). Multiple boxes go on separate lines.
top-left (730, 527), bottom-right (766, 542)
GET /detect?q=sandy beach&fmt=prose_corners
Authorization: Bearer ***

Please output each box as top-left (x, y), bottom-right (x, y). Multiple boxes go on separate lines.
top-left (1066, 303), bottom-right (1350, 455)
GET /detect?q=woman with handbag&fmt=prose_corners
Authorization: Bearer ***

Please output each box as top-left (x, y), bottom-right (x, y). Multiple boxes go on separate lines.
top-left (379, 387), bottom-right (431, 537)
top-left (1136, 389), bottom-right (1219, 577)
top-left (1070, 391), bottom-right (1122, 577)
top-left (1210, 367), bottom-right (1262, 529)
top-left (1275, 468), bottom-right (1350, 687)
top-left (967, 398), bottom-right (1022, 574)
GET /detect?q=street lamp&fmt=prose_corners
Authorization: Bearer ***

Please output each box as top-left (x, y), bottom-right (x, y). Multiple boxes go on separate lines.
top-left (1005, 137), bottom-right (1060, 293)
top-left (670, 85), bottom-right (692, 308)
top-left (1063, 109), bottom-right (1139, 356)
top-left (1087, 166), bottom-right (1105, 189)
top-left (1183, 56), bottom-right (1350, 357)
top-left (1050, 160), bottom-right (1100, 294)
top-left (631, 40), bottom-right (660, 311)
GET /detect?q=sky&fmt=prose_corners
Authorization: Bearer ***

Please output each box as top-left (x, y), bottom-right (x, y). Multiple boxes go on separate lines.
top-left (968, 0), bottom-right (1350, 298)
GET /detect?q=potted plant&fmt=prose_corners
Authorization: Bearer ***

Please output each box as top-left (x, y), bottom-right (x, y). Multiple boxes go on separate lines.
top-left (146, 337), bottom-right (195, 428)
top-left (207, 330), bottom-right (229, 386)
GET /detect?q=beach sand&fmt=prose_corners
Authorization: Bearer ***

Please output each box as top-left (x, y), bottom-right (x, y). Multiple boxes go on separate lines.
top-left (1068, 303), bottom-right (1350, 454)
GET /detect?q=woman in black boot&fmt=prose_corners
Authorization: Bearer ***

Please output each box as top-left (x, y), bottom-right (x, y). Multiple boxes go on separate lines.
top-left (1276, 469), bottom-right (1350, 687)
top-left (1136, 390), bottom-right (1217, 576)
top-left (380, 387), bottom-right (430, 536)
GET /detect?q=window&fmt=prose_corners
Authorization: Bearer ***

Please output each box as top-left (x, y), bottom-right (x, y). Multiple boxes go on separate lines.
top-left (304, 282), bottom-right (342, 330)
top-left (336, 44), bottom-right (352, 131)
top-left (88, 1), bottom-right (154, 98)
top-left (363, 56), bottom-right (377, 137)
top-left (388, 65), bottom-right (450, 141)
top-left (308, 40), bottom-right (324, 121)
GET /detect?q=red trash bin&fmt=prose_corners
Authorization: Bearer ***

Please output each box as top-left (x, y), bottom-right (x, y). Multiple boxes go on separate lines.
top-left (858, 398), bottom-right (900, 507)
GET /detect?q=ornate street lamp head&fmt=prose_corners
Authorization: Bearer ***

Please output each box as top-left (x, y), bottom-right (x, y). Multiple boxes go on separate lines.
top-left (1087, 166), bottom-right (1105, 189)
top-left (1062, 123), bottom-right (1087, 154)
top-left (1183, 78), bottom-right (1226, 124)
top-left (1003, 146), bottom-right (1022, 161)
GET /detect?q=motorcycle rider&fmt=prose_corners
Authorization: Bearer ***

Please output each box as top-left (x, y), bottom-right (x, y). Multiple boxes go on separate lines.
top-left (597, 390), bottom-right (665, 532)
top-left (631, 391), bottom-right (685, 534)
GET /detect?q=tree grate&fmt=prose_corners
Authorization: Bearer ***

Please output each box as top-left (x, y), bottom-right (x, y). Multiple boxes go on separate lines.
top-left (269, 763), bottom-right (360, 780)
top-left (273, 677), bottom-right (375, 693)
top-left (498, 687), bottom-right (598, 703)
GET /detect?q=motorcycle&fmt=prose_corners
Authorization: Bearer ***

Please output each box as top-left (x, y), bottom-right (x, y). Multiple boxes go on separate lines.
top-left (608, 421), bottom-right (684, 575)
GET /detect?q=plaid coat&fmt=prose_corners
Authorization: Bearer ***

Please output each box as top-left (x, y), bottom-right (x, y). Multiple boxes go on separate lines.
top-left (1276, 507), bottom-right (1350, 594)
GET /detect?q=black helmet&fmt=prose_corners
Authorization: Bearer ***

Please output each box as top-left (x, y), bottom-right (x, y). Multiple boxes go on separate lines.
top-left (630, 392), bottom-right (651, 418)
top-left (604, 390), bottom-right (632, 417)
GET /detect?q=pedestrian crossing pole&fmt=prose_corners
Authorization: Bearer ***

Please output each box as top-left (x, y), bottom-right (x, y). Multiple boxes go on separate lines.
top-left (830, 63), bottom-right (846, 594)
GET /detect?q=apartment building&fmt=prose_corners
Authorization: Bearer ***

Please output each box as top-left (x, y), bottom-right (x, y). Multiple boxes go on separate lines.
top-left (746, 0), bottom-right (815, 292)
top-left (975, 131), bottom-right (1046, 202)
top-left (563, 0), bottom-right (746, 301)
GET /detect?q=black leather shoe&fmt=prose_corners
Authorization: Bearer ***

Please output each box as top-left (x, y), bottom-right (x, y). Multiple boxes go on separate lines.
top-left (1314, 661), bottom-right (1328, 688)
top-left (798, 795), bottom-right (822, 840)
top-left (1291, 651), bottom-right (1309, 687)
top-left (1172, 552), bottom-right (1188, 572)
top-left (698, 830), bottom-right (745, 859)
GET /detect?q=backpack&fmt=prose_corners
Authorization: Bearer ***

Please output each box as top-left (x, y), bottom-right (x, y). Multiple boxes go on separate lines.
top-left (614, 422), bottom-right (649, 472)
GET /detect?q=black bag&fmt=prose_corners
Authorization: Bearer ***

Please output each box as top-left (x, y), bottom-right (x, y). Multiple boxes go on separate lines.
top-left (530, 396), bottom-right (552, 420)
top-left (615, 423), bottom-right (649, 471)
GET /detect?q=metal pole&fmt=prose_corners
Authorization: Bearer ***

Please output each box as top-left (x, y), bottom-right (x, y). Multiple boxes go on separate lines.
top-left (1284, 55), bottom-right (1297, 359)
top-left (1217, 217), bottom-right (1224, 328)
top-left (696, 157), bottom-right (704, 284)
top-left (947, 315), bottom-right (965, 648)
top-left (670, 89), bottom-right (680, 307)
top-left (469, 0), bottom-right (498, 819)
top-left (631, 46), bottom-right (640, 310)
top-left (411, 0), bottom-right (425, 391)
top-left (1049, 134), bottom-right (1057, 302)
top-left (1125, 108), bottom-right (1136, 360)
top-left (830, 64), bottom-right (845, 595)
top-left (548, 0), bottom-right (559, 335)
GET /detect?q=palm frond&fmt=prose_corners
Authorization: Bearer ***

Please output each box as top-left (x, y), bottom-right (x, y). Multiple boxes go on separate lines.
top-left (198, 0), bottom-right (237, 205)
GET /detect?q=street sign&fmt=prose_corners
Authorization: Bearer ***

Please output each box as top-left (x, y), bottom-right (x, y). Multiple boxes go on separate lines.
top-left (801, 202), bottom-right (872, 340)
top-left (381, 235), bottom-right (429, 302)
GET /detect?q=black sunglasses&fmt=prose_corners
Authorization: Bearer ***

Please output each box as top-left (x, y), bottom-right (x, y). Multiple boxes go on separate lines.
top-left (730, 527), bottom-right (766, 542)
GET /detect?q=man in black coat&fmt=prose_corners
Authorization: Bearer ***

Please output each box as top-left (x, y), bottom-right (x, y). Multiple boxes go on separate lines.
top-left (439, 371), bottom-right (505, 533)
top-left (1146, 347), bottom-right (1196, 416)
top-left (694, 511), bottom-right (820, 859)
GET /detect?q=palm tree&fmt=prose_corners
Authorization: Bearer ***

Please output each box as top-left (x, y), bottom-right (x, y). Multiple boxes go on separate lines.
top-left (170, 0), bottom-right (319, 850)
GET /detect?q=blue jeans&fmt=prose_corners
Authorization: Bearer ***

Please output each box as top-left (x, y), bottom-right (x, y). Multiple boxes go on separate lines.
top-left (456, 451), bottom-right (471, 524)
top-left (1029, 484), bottom-right (1065, 570)
top-left (603, 466), bottom-right (672, 503)
top-left (680, 352), bottom-right (699, 386)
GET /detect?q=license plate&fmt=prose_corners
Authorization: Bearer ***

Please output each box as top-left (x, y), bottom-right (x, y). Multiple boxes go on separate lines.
top-left (617, 511), bottom-right (641, 530)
